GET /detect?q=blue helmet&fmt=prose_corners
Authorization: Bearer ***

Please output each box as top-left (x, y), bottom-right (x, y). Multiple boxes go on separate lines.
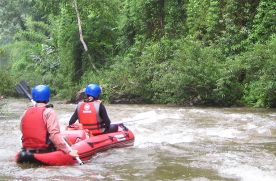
top-left (85, 84), bottom-right (102, 98)
top-left (32, 85), bottom-right (51, 102)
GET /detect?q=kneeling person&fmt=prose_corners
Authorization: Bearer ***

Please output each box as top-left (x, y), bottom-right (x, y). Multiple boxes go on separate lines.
top-left (69, 84), bottom-right (118, 136)
top-left (19, 85), bottom-right (78, 161)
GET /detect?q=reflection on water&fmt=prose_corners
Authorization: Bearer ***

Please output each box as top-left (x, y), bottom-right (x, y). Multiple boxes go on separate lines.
top-left (0, 98), bottom-right (275, 181)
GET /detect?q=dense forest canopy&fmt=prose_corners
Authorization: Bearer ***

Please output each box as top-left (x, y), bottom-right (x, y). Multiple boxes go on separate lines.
top-left (0, 0), bottom-right (275, 107)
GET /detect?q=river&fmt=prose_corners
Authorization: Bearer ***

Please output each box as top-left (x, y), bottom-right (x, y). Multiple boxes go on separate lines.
top-left (0, 98), bottom-right (275, 181)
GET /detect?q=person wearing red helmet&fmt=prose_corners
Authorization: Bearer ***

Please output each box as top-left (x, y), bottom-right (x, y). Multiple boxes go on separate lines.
top-left (19, 85), bottom-right (78, 158)
top-left (69, 84), bottom-right (118, 136)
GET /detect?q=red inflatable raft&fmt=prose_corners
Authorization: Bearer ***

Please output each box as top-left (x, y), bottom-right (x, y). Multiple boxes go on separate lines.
top-left (16, 123), bottom-right (135, 166)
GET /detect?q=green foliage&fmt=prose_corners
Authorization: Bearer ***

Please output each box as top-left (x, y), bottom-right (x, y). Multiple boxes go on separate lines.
top-left (14, 18), bottom-right (51, 43)
top-left (1, 0), bottom-right (275, 107)
top-left (135, 38), bottom-right (179, 102)
top-left (215, 57), bottom-right (244, 106)
top-left (250, 0), bottom-right (276, 43)
top-left (3, 16), bottom-right (60, 93)
top-left (0, 46), bottom-right (9, 69)
top-left (95, 38), bottom-right (145, 102)
top-left (0, 0), bottom-right (32, 33)
top-left (187, 0), bottom-right (209, 39)
top-left (164, 0), bottom-right (187, 37)
top-left (120, 0), bottom-right (187, 46)
top-left (104, 37), bottom-right (227, 105)
top-left (8, 41), bottom-right (58, 87)
top-left (0, 70), bottom-right (14, 96)
top-left (81, 0), bottom-right (122, 68)
top-left (218, 0), bottom-right (254, 56)
top-left (9, 42), bottom-right (40, 81)
top-left (52, 5), bottom-right (77, 91)
top-left (205, 0), bottom-right (221, 43)
top-left (241, 35), bottom-right (276, 107)
top-left (81, 62), bottom-right (138, 102)
top-left (146, 38), bottom-right (225, 105)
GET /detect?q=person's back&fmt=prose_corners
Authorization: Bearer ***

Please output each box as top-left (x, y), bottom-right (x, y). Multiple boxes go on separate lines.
top-left (69, 83), bottom-right (118, 136)
top-left (77, 99), bottom-right (105, 135)
top-left (21, 105), bottom-right (48, 150)
top-left (20, 85), bottom-right (78, 157)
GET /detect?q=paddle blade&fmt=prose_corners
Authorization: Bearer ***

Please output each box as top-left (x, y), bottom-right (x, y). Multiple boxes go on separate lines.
top-left (15, 85), bottom-right (25, 96)
top-left (19, 80), bottom-right (31, 93)
top-left (15, 80), bottom-right (32, 100)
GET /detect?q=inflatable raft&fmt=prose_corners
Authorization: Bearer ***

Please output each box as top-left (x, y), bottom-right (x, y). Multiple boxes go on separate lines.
top-left (16, 123), bottom-right (134, 166)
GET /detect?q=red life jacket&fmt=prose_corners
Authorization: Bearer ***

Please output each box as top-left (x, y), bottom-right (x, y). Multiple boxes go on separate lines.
top-left (77, 101), bottom-right (104, 135)
top-left (21, 106), bottom-right (49, 149)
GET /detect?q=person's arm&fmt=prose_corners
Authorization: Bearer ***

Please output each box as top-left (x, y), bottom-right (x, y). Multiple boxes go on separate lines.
top-left (99, 103), bottom-right (111, 129)
top-left (69, 108), bottom-right (78, 126)
top-left (44, 108), bottom-right (70, 153)
top-left (44, 108), bottom-right (79, 157)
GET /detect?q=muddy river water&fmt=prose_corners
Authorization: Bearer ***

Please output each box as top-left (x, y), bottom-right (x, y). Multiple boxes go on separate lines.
top-left (0, 98), bottom-right (275, 181)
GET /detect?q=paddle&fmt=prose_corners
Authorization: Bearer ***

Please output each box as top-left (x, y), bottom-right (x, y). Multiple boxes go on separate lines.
top-left (15, 80), bottom-right (36, 105)
top-left (63, 137), bottom-right (83, 165)
top-left (111, 118), bottom-right (145, 125)
top-left (112, 110), bottom-right (157, 125)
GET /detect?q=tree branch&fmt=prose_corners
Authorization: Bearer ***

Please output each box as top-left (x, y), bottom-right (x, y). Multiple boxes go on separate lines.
top-left (73, 0), bottom-right (88, 51)
top-left (72, 0), bottom-right (97, 71)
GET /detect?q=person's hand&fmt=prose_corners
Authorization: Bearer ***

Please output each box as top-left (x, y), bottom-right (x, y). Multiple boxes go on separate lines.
top-left (69, 149), bottom-right (79, 157)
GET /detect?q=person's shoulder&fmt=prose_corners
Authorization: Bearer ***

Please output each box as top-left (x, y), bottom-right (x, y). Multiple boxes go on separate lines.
top-left (95, 99), bottom-right (102, 103)
top-left (96, 100), bottom-right (104, 107)
top-left (77, 101), bottom-right (84, 107)
top-left (98, 101), bottom-right (106, 108)
top-left (44, 107), bottom-right (56, 114)
top-left (25, 105), bottom-right (35, 110)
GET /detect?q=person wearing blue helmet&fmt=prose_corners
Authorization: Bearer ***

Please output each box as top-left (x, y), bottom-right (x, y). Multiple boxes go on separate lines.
top-left (69, 83), bottom-right (118, 136)
top-left (18, 85), bottom-right (78, 162)
top-left (31, 85), bottom-right (51, 103)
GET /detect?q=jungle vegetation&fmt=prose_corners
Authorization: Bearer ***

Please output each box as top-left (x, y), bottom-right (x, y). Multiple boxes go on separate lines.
top-left (0, 0), bottom-right (275, 107)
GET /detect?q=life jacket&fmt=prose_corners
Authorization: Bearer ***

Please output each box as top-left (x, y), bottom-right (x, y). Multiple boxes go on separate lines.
top-left (77, 101), bottom-right (104, 135)
top-left (21, 106), bottom-right (49, 149)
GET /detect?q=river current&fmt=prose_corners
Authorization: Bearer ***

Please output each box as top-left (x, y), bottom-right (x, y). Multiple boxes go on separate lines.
top-left (0, 98), bottom-right (275, 181)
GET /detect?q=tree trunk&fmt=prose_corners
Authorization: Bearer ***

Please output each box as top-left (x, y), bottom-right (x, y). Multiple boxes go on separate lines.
top-left (72, 0), bottom-right (97, 71)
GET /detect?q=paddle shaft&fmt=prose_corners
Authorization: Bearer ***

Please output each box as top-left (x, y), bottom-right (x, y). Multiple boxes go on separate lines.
top-left (63, 137), bottom-right (83, 165)
top-left (111, 117), bottom-right (145, 125)
top-left (16, 81), bottom-right (36, 105)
